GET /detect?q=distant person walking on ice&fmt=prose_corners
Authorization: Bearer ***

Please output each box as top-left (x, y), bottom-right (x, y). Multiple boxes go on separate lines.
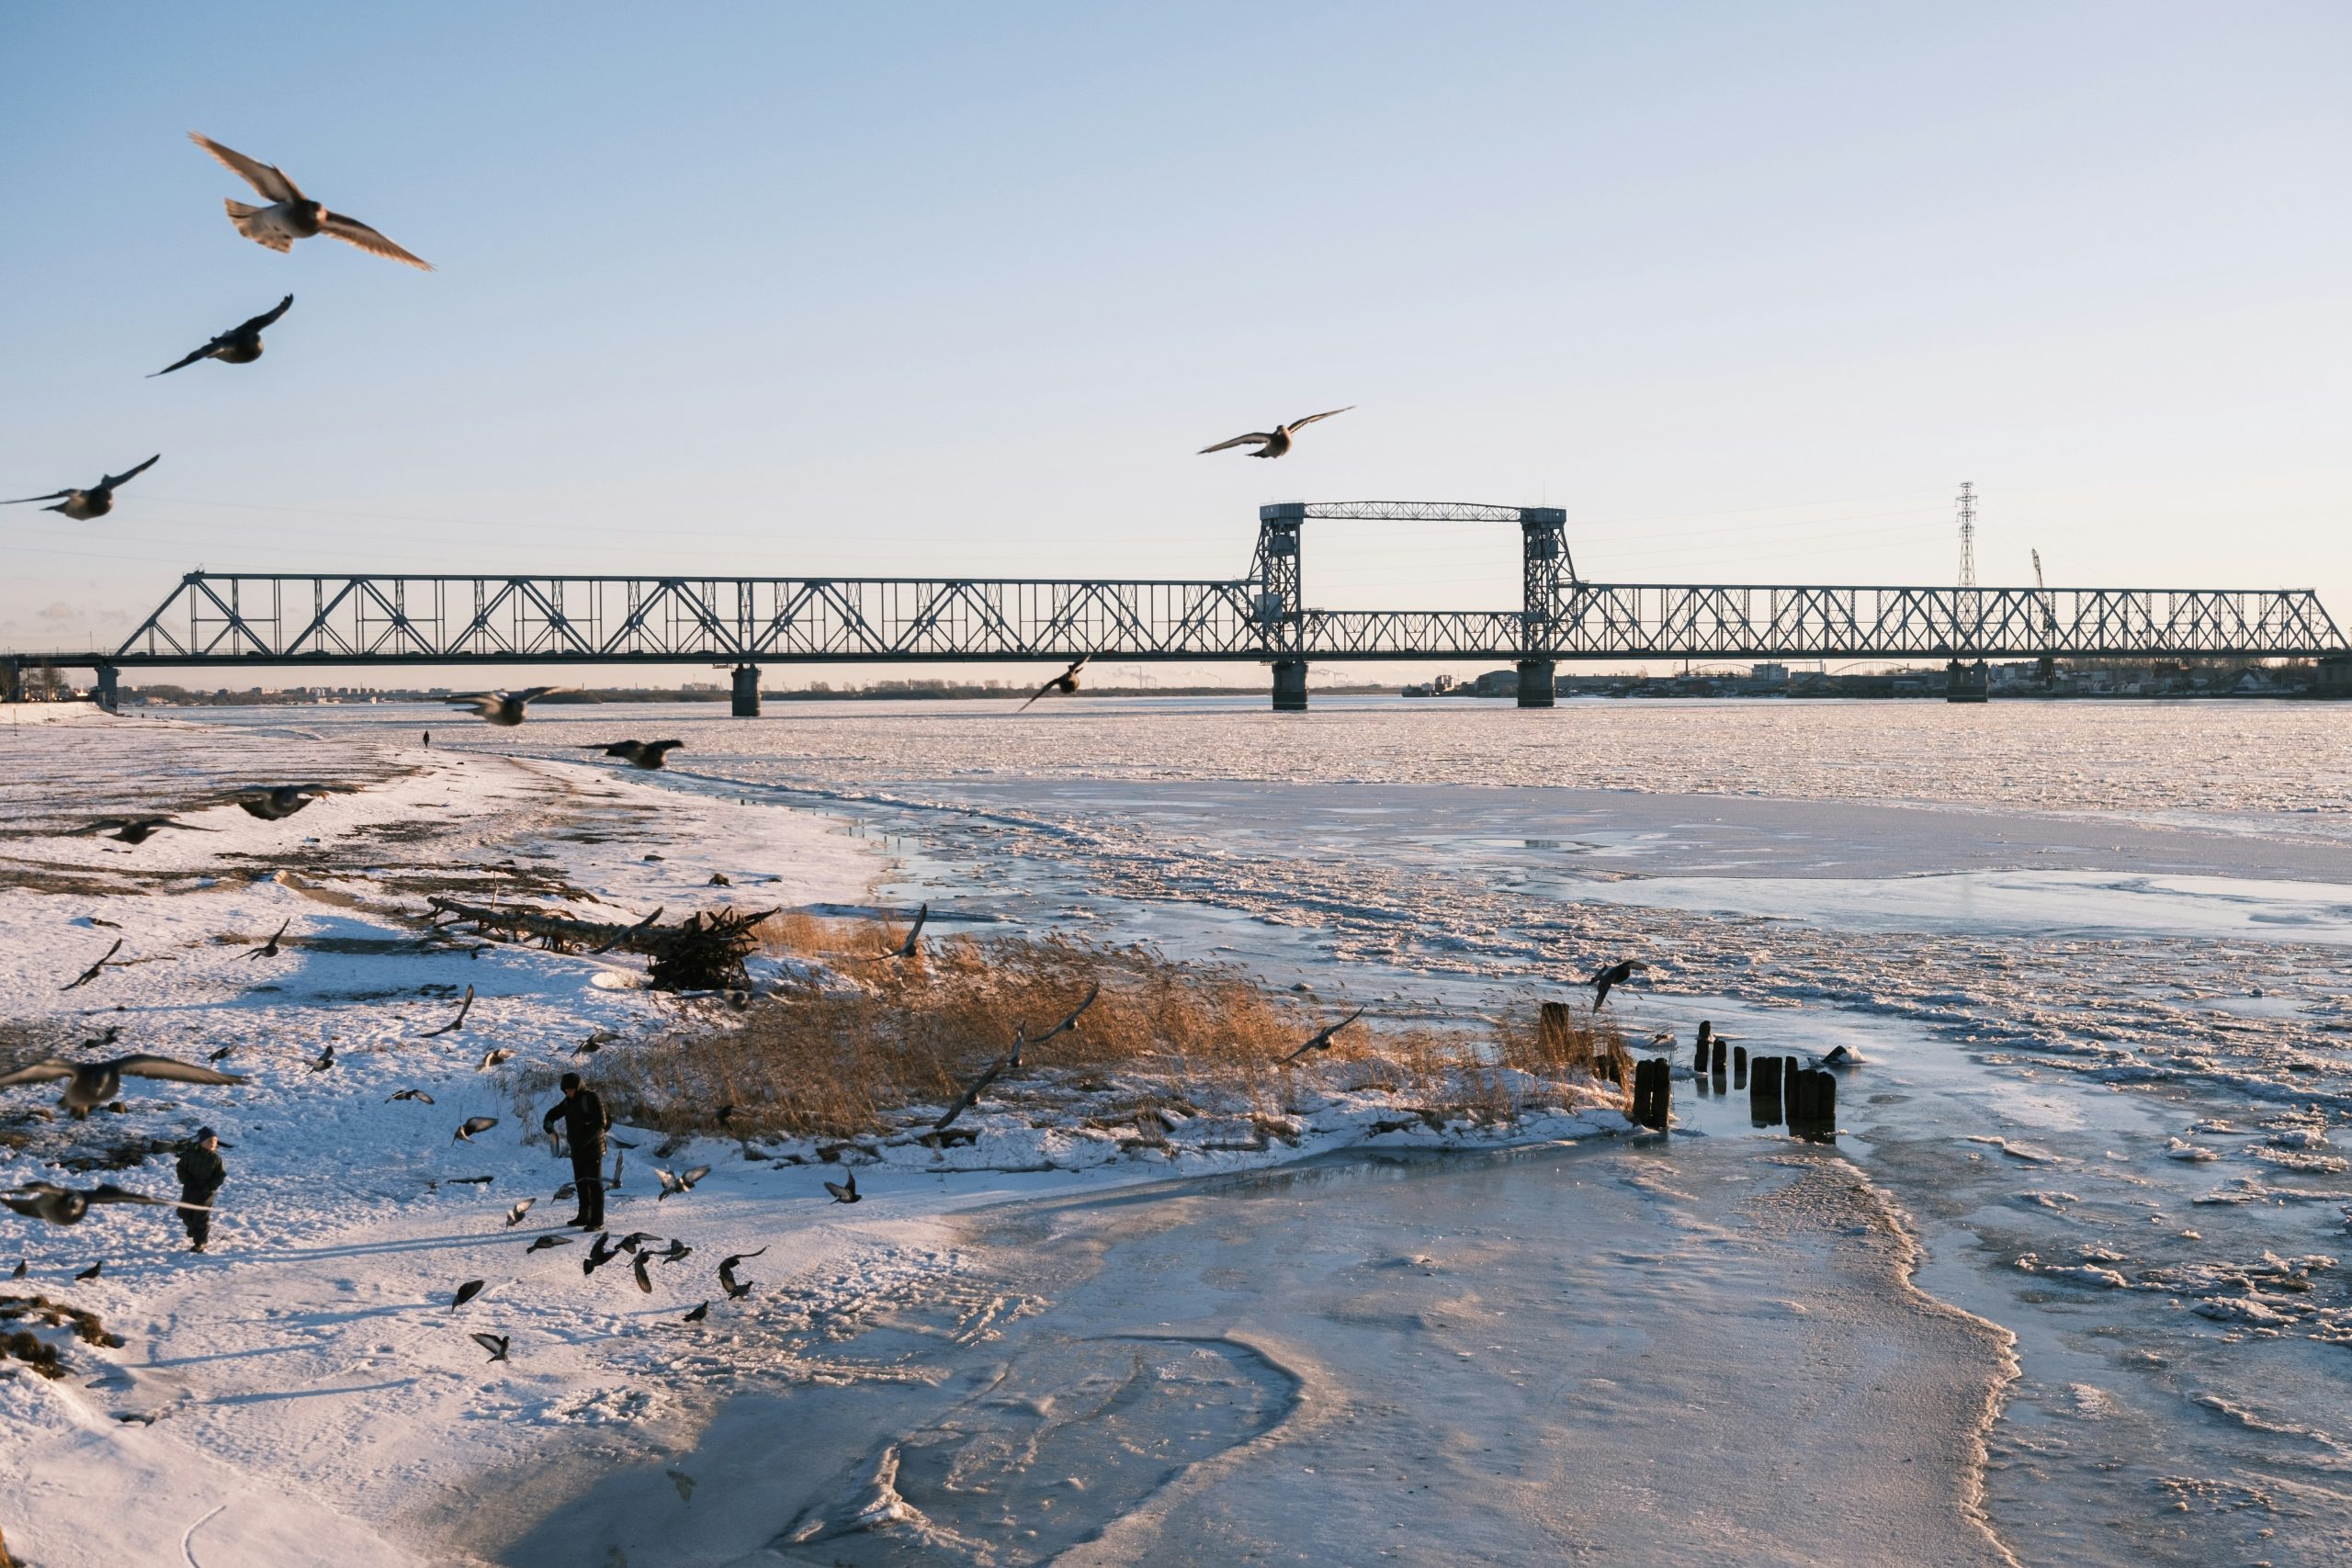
top-left (543, 1073), bottom-right (611, 1229)
top-left (177, 1127), bottom-right (224, 1252)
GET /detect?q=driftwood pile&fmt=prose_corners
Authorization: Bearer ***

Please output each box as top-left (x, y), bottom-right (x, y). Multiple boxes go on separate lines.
top-left (424, 897), bottom-right (779, 993)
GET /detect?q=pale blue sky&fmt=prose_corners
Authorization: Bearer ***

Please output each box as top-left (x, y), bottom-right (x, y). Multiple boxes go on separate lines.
top-left (5, 2), bottom-right (2348, 678)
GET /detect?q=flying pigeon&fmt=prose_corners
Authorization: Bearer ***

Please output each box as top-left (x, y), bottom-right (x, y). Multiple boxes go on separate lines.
top-left (1589, 959), bottom-right (1651, 1010)
top-left (447, 688), bottom-right (560, 728)
top-left (449, 1280), bottom-right (486, 1312)
top-left (0, 1055), bottom-right (243, 1119)
top-left (1018, 657), bottom-right (1090, 713)
top-left (718, 1247), bottom-right (765, 1299)
top-left (60, 940), bottom-right (128, 991)
top-left (682, 1300), bottom-right (709, 1323)
top-left (470, 1332), bottom-right (510, 1363)
top-left (631, 1252), bottom-right (653, 1294)
top-left (152, 296), bottom-right (294, 376)
top-left (582, 1232), bottom-right (621, 1275)
top-left (75, 1261), bottom-right (103, 1281)
top-left (78, 816), bottom-right (213, 847)
top-left (188, 133), bottom-right (433, 269)
top-left (233, 784), bottom-right (328, 820)
top-left (503, 1198), bottom-right (536, 1227)
top-left (453, 1116), bottom-right (499, 1143)
top-left (5, 456), bottom-right (160, 521)
top-left (3, 1182), bottom-right (183, 1226)
top-left (421, 985), bottom-right (476, 1037)
top-left (526, 1235), bottom-right (571, 1253)
top-left (244, 919), bottom-right (292, 960)
top-left (655, 1166), bottom-right (710, 1201)
top-left (822, 1169), bottom-right (860, 1204)
top-left (387, 1088), bottom-right (435, 1104)
top-left (584, 739), bottom-right (685, 770)
top-left (1283, 1007), bottom-right (1365, 1063)
top-left (1197, 406), bottom-right (1353, 459)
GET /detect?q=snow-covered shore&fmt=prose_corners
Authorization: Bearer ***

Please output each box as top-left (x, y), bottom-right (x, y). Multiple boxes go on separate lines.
top-left (0, 709), bottom-right (2026, 1567)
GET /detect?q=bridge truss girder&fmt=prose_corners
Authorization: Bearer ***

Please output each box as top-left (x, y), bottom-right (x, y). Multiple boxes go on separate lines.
top-left (90, 571), bottom-right (2346, 671)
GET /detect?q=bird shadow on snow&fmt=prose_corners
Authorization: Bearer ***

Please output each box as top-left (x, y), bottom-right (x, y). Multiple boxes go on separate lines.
top-left (200, 1375), bottom-right (423, 1408)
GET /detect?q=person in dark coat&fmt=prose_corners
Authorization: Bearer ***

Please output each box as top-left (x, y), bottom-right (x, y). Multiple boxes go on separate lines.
top-left (541, 1073), bottom-right (610, 1228)
top-left (176, 1127), bottom-right (225, 1252)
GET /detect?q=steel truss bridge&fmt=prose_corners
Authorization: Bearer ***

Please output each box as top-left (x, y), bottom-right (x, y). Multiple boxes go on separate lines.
top-left (8, 500), bottom-right (2345, 711)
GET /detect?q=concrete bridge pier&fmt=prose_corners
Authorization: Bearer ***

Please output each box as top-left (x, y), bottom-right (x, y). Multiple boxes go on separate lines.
top-left (729, 663), bottom-right (761, 717)
top-left (1516, 658), bottom-right (1555, 707)
top-left (0, 659), bottom-right (19, 705)
top-left (1271, 659), bottom-right (1308, 711)
top-left (95, 664), bottom-right (119, 713)
top-left (1945, 658), bottom-right (1988, 704)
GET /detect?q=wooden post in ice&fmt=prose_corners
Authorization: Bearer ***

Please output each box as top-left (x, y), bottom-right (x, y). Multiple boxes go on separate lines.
top-left (1788, 1067), bottom-right (1838, 1139)
top-left (1750, 1055), bottom-right (1783, 1126)
top-left (1632, 1056), bottom-right (1671, 1131)
top-left (1732, 1043), bottom-right (1747, 1089)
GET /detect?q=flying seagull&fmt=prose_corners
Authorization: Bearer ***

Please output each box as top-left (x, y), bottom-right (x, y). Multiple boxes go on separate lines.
top-left (188, 133), bottom-right (433, 269)
top-left (1283, 1007), bottom-right (1366, 1063)
top-left (585, 739), bottom-right (684, 770)
top-left (244, 919), bottom-right (292, 960)
top-left (3, 1182), bottom-right (185, 1226)
top-left (1589, 958), bottom-right (1650, 1011)
top-left (422, 986), bottom-right (476, 1037)
top-left (453, 1116), bottom-right (499, 1143)
top-left (387, 1088), bottom-right (435, 1104)
top-left (78, 816), bottom-right (211, 846)
top-left (449, 1279), bottom-right (486, 1312)
top-left (0, 1054), bottom-right (243, 1119)
top-left (470, 1331), bottom-right (510, 1363)
top-left (655, 1165), bottom-right (710, 1201)
top-left (234, 784), bottom-right (328, 821)
top-left (822, 1169), bottom-right (860, 1205)
top-left (151, 296), bottom-right (294, 377)
top-left (5, 456), bottom-right (160, 521)
top-left (1197, 406), bottom-right (1353, 459)
top-left (447, 688), bottom-right (559, 728)
top-left (61, 939), bottom-right (127, 992)
top-left (1018, 656), bottom-right (1090, 713)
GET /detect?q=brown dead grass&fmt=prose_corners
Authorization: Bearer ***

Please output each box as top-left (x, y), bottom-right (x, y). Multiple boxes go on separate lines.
top-left (595, 918), bottom-right (1633, 1142)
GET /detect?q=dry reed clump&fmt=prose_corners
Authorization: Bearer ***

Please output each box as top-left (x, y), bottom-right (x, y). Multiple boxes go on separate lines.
top-left (0, 1294), bottom-right (123, 1380)
top-left (594, 919), bottom-right (1635, 1142)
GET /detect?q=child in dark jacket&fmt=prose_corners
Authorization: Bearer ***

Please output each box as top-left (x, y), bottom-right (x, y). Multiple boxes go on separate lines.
top-left (177, 1128), bottom-right (225, 1252)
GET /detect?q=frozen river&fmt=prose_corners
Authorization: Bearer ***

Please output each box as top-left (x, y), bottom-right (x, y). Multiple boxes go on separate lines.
top-left (194, 695), bottom-right (2352, 1564)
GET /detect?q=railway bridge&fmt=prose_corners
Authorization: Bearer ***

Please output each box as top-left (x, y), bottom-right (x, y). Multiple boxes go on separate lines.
top-left (6, 501), bottom-right (2345, 712)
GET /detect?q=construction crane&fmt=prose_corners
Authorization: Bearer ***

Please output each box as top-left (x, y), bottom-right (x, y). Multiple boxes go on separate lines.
top-left (2031, 549), bottom-right (2058, 686)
